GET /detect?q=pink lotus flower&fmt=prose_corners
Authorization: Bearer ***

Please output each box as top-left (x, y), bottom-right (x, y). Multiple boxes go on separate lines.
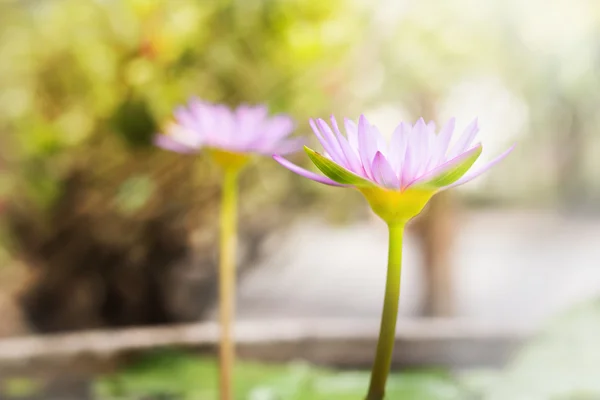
top-left (275, 115), bottom-right (514, 192)
top-left (154, 98), bottom-right (305, 400)
top-left (274, 115), bottom-right (514, 400)
top-left (154, 98), bottom-right (302, 156)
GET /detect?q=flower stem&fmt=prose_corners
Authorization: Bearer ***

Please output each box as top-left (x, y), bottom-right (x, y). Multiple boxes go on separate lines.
top-left (366, 222), bottom-right (405, 400)
top-left (219, 167), bottom-right (239, 400)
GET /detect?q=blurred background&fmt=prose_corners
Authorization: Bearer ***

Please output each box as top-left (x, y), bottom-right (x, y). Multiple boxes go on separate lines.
top-left (0, 0), bottom-right (599, 398)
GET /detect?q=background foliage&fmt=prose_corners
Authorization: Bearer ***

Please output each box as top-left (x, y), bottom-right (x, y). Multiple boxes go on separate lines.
top-left (0, 0), bottom-right (363, 331)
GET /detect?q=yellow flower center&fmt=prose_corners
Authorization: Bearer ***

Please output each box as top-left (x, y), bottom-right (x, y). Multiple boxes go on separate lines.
top-left (358, 186), bottom-right (436, 224)
top-left (209, 149), bottom-right (250, 171)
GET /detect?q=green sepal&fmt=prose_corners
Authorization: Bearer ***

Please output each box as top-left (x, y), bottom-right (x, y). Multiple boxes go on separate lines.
top-left (304, 146), bottom-right (375, 187)
top-left (414, 144), bottom-right (482, 190)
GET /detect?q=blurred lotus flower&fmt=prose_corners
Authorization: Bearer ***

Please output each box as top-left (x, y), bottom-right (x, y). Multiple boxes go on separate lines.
top-left (154, 99), bottom-right (302, 159)
top-left (275, 114), bottom-right (514, 400)
top-left (155, 99), bottom-right (301, 400)
top-left (275, 115), bottom-right (514, 223)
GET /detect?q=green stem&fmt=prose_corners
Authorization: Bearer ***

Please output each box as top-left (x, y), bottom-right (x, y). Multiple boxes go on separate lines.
top-left (219, 167), bottom-right (239, 400)
top-left (366, 223), bottom-right (405, 400)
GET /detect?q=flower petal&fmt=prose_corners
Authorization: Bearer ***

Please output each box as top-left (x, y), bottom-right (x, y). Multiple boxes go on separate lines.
top-left (190, 99), bottom-right (217, 142)
top-left (316, 118), bottom-right (348, 166)
top-left (273, 155), bottom-right (346, 187)
top-left (410, 143), bottom-right (483, 189)
top-left (305, 146), bottom-right (375, 187)
top-left (309, 119), bottom-right (344, 163)
top-left (214, 105), bottom-right (235, 144)
top-left (330, 115), bottom-right (363, 174)
top-left (447, 118), bottom-right (478, 159)
top-left (268, 137), bottom-right (305, 156)
top-left (235, 105), bottom-right (264, 143)
top-left (442, 143), bottom-right (516, 190)
top-left (247, 114), bottom-right (295, 151)
top-left (369, 124), bottom-right (388, 157)
top-left (174, 106), bottom-right (198, 131)
top-left (426, 121), bottom-right (437, 154)
top-left (429, 118), bottom-right (455, 168)
top-left (358, 115), bottom-right (376, 179)
top-left (372, 151), bottom-right (400, 189)
top-left (413, 118), bottom-right (430, 177)
top-left (263, 115), bottom-right (295, 143)
top-left (389, 122), bottom-right (410, 175)
top-left (344, 118), bottom-right (360, 152)
top-left (154, 135), bottom-right (196, 154)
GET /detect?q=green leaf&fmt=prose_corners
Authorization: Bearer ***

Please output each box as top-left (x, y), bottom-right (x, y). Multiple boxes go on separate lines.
top-left (304, 146), bottom-right (374, 187)
top-left (94, 351), bottom-right (468, 400)
top-left (416, 145), bottom-right (482, 189)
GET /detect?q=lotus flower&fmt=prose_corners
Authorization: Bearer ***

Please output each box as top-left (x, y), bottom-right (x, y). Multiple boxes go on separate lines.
top-left (274, 113), bottom-right (514, 400)
top-left (154, 98), bottom-right (302, 400)
top-left (154, 98), bottom-right (302, 157)
top-left (275, 115), bottom-right (514, 222)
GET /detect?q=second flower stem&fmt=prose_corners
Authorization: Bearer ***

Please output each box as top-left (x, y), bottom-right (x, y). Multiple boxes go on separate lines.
top-left (366, 222), bottom-right (405, 400)
top-left (219, 167), bottom-right (239, 400)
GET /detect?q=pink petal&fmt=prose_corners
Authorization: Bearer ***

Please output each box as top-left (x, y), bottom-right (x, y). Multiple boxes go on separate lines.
top-left (369, 124), bottom-right (388, 157)
top-left (412, 118), bottom-right (429, 177)
top-left (173, 106), bottom-right (198, 131)
top-left (249, 115), bottom-right (295, 151)
top-left (330, 115), bottom-right (363, 174)
top-left (447, 118), bottom-right (478, 159)
top-left (389, 122), bottom-right (410, 175)
top-left (309, 119), bottom-right (344, 165)
top-left (236, 105), bottom-right (268, 143)
top-left (171, 107), bottom-right (203, 144)
top-left (372, 152), bottom-right (400, 189)
top-left (316, 118), bottom-right (347, 166)
top-left (214, 105), bottom-right (235, 144)
top-left (268, 137), bottom-right (305, 156)
top-left (188, 97), bottom-right (207, 125)
top-left (263, 115), bottom-right (295, 143)
top-left (425, 121), bottom-right (437, 169)
top-left (401, 143), bottom-right (415, 188)
top-left (154, 135), bottom-right (196, 154)
top-left (191, 100), bottom-right (217, 142)
top-left (443, 143), bottom-right (516, 190)
top-left (358, 115), bottom-right (376, 179)
top-left (344, 118), bottom-right (360, 153)
top-left (273, 155), bottom-right (347, 187)
top-left (429, 118), bottom-right (455, 168)
top-left (237, 104), bottom-right (268, 125)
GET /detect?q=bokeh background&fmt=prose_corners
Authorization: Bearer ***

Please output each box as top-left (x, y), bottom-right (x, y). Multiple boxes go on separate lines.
top-left (0, 0), bottom-right (599, 398)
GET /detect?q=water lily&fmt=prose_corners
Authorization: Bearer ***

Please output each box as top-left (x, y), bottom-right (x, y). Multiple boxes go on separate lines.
top-left (155, 99), bottom-right (299, 400)
top-left (155, 98), bottom-right (301, 158)
top-left (275, 115), bottom-right (513, 223)
top-left (275, 114), bottom-right (514, 400)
